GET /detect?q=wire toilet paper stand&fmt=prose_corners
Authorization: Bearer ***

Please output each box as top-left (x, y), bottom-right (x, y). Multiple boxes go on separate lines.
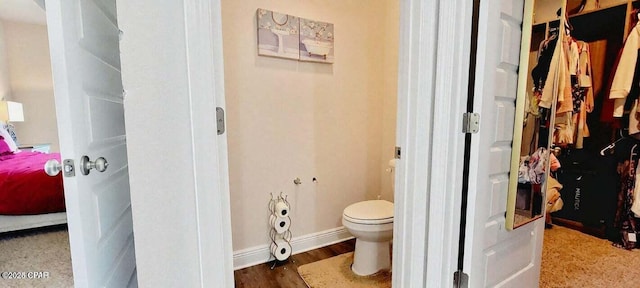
top-left (268, 192), bottom-right (293, 269)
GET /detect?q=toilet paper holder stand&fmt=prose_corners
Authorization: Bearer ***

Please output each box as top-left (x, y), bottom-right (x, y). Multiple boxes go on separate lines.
top-left (268, 192), bottom-right (293, 269)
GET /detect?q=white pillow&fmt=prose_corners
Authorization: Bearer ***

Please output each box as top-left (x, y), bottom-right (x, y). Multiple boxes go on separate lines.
top-left (0, 125), bottom-right (18, 152)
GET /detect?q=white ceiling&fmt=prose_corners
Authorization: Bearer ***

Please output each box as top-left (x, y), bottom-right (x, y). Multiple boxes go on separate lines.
top-left (0, 0), bottom-right (46, 26)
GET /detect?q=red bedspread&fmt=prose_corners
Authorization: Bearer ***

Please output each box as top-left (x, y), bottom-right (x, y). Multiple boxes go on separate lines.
top-left (0, 152), bottom-right (65, 215)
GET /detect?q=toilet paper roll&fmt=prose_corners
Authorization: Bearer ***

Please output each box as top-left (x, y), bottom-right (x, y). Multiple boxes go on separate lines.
top-left (269, 215), bottom-right (291, 234)
top-left (270, 240), bottom-right (292, 261)
top-left (274, 201), bottom-right (290, 218)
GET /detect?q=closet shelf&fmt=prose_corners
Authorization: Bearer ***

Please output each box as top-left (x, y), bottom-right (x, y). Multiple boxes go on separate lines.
top-left (568, 2), bottom-right (627, 19)
top-left (533, 2), bottom-right (629, 26)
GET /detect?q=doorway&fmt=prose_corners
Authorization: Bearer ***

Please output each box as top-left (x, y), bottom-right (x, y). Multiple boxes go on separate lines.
top-left (111, 0), bottom-right (492, 286)
top-left (221, 0), bottom-right (400, 283)
top-left (0, 0), bottom-right (137, 286)
top-left (0, 1), bottom-right (72, 286)
top-left (530, 0), bottom-right (640, 286)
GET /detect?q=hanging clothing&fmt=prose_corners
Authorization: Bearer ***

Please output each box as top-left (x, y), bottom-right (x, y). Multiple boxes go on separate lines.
top-left (532, 31), bottom-right (559, 93)
top-left (530, 31), bottom-right (559, 120)
top-left (610, 24), bottom-right (640, 118)
top-left (615, 157), bottom-right (639, 249)
top-left (576, 41), bottom-right (595, 147)
top-left (568, 38), bottom-right (580, 76)
top-left (554, 112), bottom-right (574, 146)
top-left (601, 46), bottom-right (625, 125)
top-left (555, 36), bottom-right (575, 115)
top-left (539, 35), bottom-right (573, 114)
top-left (614, 140), bottom-right (640, 249)
top-left (538, 32), bottom-right (563, 110)
top-left (632, 156), bottom-right (640, 217)
top-left (577, 40), bottom-right (594, 100)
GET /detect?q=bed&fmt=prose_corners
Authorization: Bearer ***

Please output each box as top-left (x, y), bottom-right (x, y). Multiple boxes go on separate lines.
top-left (0, 129), bottom-right (66, 233)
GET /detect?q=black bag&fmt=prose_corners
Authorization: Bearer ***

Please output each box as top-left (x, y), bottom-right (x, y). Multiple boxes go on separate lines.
top-left (554, 150), bottom-right (618, 227)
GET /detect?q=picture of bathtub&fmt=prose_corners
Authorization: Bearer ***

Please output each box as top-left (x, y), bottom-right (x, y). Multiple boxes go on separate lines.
top-left (299, 18), bottom-right (334, 63)
top-left (257, 9), bottom-right (300, 60)
top-left (301, 39), bottom-right (333, 60)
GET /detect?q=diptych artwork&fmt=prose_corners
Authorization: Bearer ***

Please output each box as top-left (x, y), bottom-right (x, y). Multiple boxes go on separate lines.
top-left (257, 9), bottom-right (334, 64)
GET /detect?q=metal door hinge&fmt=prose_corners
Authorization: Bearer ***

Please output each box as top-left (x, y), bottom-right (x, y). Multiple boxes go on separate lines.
top-left (453, 270), bottom-right (469, 288)
top-left (462, 112), bottom-right (480, 134)
top-left (216, 107), bottom-right (225, 135)
top-left (395, 146), bottom-right (401, 159)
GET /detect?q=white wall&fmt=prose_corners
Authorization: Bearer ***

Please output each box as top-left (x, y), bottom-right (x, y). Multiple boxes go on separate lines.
top-left (2, 20), bottom-right (59, 152)
top-left (379, 0), bottom-right (399, 202)
top-left (533, 0), bottom-right (562, 24)
top-left (222, 0), bottom-right (399, 252)
top-left (0, 22), bottom-right (10, 101)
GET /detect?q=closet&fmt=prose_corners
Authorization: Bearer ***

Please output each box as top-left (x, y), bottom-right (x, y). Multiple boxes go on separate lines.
top-left (528, 0), bottom-right (640, 243)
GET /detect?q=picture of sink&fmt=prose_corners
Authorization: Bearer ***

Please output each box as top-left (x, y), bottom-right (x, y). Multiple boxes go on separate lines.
top-left (257, 9), bottom-right (300, 60)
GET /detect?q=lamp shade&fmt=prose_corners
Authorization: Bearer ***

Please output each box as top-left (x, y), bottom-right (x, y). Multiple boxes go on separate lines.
top-left (0, 101), bottom-right (24, 122)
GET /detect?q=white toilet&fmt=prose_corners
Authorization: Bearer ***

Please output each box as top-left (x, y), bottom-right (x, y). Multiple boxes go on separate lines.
top-left (342, 159), bottom-right (395, 276)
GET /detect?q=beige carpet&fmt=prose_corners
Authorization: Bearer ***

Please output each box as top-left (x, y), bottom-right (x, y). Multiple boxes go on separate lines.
top-left (541, 225), bottom-right (640, 288)
top-left (0, 227), bottom-right (73, 287)
top-left (297, 252), bottom-right (391, 288)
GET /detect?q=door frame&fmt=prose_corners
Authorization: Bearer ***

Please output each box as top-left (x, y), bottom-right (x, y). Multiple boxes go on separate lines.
top-left (182, 0), bottom-right (235, 286)
top-left (120, 0), bottom-right (476, 286)
top-left (195, 0), bottom-right (476, 286)
top-left (391, 0), bottom-right (476, 286)
top-left (116, 0), bottom-right (234, 286)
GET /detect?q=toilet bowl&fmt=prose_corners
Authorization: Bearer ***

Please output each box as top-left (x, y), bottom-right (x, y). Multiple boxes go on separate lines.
top-left (342, 159), bottom-right (396, 276)
top-left (342, 200), bottom-right (394, 275)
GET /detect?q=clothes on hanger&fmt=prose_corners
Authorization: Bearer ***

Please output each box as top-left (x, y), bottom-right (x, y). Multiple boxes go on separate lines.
top-left (609, 22), bottom-right (640, 123)
top-left (614, 142), bottom-right (640, 249)
top-left (532, 27), bottom-right (559, 96)
top-left (574, 41), bottom-right (595, 149)
top-left (536, 31), bottom-right (594, 148)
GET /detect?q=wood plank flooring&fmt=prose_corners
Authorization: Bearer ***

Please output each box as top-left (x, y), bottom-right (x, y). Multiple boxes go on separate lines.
top-left (234, 239), bottom-right (356, 288)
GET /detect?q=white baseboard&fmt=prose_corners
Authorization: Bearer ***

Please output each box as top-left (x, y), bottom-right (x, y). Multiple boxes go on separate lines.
top-left (0, 213), bottom-right (67, 233)
top-left (233, 226), bottom-right (354, 270)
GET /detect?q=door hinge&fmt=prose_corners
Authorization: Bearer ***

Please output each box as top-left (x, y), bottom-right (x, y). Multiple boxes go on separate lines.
top-left (453, 270), bottom-right (469, 288)
top-left (462, 112), bottom-right (480, 134)
top-left (395, 146), bottom-right (401, 159)
top-left (216, 107), bottom-right (225, 135)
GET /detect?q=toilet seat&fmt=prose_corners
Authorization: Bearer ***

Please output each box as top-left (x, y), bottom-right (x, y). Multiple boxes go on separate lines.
top-left (343, 200), bottom-right (394, 225)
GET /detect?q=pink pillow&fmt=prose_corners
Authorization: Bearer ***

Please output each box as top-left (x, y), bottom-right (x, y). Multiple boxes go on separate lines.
top-left (0, 136), bottom-right (12, 155)
top-left (0, 125), bottom-right (17, 152)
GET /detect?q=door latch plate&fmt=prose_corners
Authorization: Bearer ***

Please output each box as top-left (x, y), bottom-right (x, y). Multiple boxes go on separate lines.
top-left (63, 159), bottom-right (75, 177)
top-left (216, 107), bottom-right (225, 135)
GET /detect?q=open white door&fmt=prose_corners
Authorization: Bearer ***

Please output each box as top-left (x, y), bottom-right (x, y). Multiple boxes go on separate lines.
top-left (45, 0), bottom-right (136, 286)
top-left (461, 0), bottom-right (543, 287)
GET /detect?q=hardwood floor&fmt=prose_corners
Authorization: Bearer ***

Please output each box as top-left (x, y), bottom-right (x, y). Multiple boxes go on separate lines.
top-left (234, 239), bottom-right (356, 288)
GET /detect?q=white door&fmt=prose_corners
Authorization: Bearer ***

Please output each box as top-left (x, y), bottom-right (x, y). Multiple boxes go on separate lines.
top-left (46, 0), bottom-right (136, 287)
top-left (463, 0), bottom-right (543, 287)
